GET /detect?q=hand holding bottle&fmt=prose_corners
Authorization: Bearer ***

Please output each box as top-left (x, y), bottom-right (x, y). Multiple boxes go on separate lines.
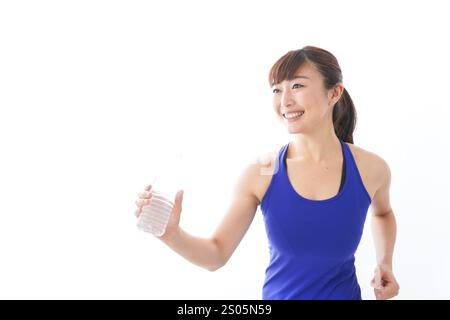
top-left (135, 183), bottom-right (184, 240)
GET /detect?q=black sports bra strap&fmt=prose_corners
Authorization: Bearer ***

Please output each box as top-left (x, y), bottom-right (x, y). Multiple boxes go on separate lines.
top-left (338, 149), bottom-right (346, 192)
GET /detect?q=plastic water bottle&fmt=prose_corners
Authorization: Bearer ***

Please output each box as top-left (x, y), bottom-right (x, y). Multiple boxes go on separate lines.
top-left (137, 158), bottom-right (184, 237)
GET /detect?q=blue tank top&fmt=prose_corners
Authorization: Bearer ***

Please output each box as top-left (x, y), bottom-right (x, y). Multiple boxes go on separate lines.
top-left (260, 139), bottom-right (372, 300)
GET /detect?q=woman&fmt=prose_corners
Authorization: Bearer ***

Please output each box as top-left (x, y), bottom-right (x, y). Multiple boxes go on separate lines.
top-left (135, 46), bottom-right (400, 300)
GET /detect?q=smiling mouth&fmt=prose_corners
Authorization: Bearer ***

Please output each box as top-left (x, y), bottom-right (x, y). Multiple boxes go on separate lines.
top-left (283, 111), bottom-right (305, 121)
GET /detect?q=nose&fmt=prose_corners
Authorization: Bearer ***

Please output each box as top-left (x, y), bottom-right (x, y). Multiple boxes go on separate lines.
top-left (280, 89), bottom-right (294, 108)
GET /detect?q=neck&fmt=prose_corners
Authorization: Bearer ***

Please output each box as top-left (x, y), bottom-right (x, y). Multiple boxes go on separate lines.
top-left (288, 129), bottom-right (341, 164)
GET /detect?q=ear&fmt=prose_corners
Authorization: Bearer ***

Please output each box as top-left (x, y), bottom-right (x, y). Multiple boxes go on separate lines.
top-left (328, 83), bottom-right (345, 106)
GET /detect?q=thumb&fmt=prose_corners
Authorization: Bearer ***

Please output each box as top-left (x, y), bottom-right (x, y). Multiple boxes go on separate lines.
top-left (172, 189), bottom-right (184, 211)
top-left (371, 266), bottom-right (384, 289)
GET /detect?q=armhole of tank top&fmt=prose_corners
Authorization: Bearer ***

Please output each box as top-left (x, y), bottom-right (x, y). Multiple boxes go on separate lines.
top-left (344, 143), bottom-right (372, 204)
top-left (339, 150), bottom-right (346, 192)
top-left (260, 147), bottom-right (282, 212)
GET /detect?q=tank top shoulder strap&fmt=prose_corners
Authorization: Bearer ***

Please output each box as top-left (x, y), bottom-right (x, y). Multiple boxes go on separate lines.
top-left (340, 139), bottom-right (372, 204)
top-left (259, 143), bottom-right (289, 211)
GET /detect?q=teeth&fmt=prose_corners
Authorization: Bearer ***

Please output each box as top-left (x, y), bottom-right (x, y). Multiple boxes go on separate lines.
top-left (284, 111), bottom-right (304, 119)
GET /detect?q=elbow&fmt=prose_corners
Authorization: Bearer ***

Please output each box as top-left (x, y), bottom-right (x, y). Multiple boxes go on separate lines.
top-left (205, 238), bottom-right (227, 272)
top-left (206, 265), bottom-right (220, 272)
top-left (206, 238), bottom-right (231, 272)
top-left (206, 260), bottom-right (225, 272)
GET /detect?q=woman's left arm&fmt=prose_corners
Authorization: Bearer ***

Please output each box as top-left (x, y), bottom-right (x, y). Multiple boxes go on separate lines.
top-left (369, 157), bottom-right (400, 300)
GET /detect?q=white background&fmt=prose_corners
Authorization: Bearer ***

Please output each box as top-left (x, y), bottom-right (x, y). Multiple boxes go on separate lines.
top-left (1, 0), bottom-right (449, 299)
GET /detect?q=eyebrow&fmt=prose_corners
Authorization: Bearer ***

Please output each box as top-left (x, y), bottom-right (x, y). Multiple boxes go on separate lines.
top-left (272, 75), bottom-right (310, 87)
top-left (291, 75), bottom-right (310, 80)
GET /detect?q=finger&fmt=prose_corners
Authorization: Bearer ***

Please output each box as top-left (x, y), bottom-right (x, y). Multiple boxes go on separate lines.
top-left (135, 207), bottom-right (142, 217)
top-left (383, 281), bottom-right (398, 296)
top-left (378, 287), bottom-right (395, 300)
top-left (370, 276), bottom-right (382, 289)
top-left (374, 267), bottom-right (383, 289)
top-left (375, 289), bottom-right (384, 300)
top-left (374, 289), bottom-right (381, 300)
top-left (135, 198), bottom-right (151, 207)
top-left (172, 190), bottom-right (184, 212)
top-left (175, 189), bottom-right (183, 204)
top-left (382, 288), bottom-right (394, 300)
top-left (138, 191), bottom-right (153, 199)
top-left (374, 285), bottom-right (388, 299)
top-left (145, 184), bottom-right (152, 191)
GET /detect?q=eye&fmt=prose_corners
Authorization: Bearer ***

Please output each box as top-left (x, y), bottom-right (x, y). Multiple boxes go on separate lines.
top-left (293, 83), bottom-right (304, 89)
top-left (272, 88), bottom-right (280, 94)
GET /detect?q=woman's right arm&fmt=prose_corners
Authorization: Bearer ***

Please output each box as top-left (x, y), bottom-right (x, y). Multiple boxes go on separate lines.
top-left (135, 160), bottom-right (262, 272)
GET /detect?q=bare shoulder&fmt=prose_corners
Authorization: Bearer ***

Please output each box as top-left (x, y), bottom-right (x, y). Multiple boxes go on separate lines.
top-left (348, 142), bottom-right (393, 215)
top-left (253, 149), bottom-right (278, 167)
top-left (227, 149), bottom-right (280, 207)
top-left (345, 142), bottom-right (391, 195)
top-left (249, 149), bottom-right (280, 205)
top-left (346, 142), bottom-right (390, 173)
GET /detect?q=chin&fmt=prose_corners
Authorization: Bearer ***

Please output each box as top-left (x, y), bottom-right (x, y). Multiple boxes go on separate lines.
top-left (286, 127), bottom-right (304, 134)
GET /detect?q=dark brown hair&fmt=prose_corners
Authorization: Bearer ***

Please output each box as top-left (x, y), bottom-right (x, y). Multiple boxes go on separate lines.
top-left (268, 46), bottom-right (356, 144)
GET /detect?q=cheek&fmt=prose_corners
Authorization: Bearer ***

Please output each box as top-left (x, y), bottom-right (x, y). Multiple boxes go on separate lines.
top-left (301, 92), bottom-right (324, 109)
top-left (272, 98), bottom-right (281, 114)
top-left (294, 91), bottom-right (311, 101)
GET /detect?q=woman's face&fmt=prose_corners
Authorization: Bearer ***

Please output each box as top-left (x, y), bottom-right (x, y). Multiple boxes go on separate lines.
top-left (271, 61), bottom-right (341, 134)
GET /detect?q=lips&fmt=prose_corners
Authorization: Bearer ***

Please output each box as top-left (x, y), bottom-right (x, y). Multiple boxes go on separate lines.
top-left (283, 111), bottom-right (305, 120)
